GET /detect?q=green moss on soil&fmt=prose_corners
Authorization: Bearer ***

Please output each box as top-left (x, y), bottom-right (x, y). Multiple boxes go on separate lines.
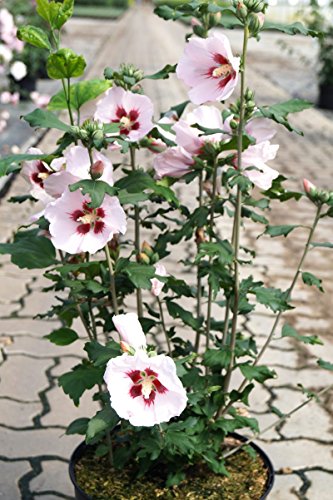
top-left (75, 443), bottom-right (268, 499)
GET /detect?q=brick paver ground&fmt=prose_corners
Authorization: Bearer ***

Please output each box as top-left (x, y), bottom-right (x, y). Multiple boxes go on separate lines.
top-left (0, 6), bottom-right (333, 499)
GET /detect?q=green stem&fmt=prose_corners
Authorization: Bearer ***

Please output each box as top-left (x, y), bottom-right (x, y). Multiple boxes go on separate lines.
top-left (221, 383), bottom-right (333, 460)
top-left (218, 203), bottom-right (323, 418)
top-left (205, 156), bottom-right (219, 362)
top-left (157, 297), bottom-right (172, 357)
top-left (105, 244), bottom-right (119, 315)
top-left (194, 171), bottom-right (203, 352)
top-left (222, 297), bottom-right (231, 345)
top-left (130, 146), bottom-right (143, 318)
top-left (223, 24), bottom-right (249, 394)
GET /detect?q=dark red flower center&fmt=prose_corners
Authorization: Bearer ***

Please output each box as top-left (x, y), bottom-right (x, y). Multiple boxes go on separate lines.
top-left (207, 53), bottom-right (235, 89)
top-left (70, 201), bottom-right (106, 235)
top-left (127, 367), bottom-right (168, 406)
top-left (31, 161), bottom-right (50, 188)
top-left (113, 106), bottom-right (140, 135)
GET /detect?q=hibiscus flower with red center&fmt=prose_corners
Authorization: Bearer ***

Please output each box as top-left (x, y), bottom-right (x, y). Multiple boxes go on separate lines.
top-left (94, 86), bottom-right (154, 142)
top-left (176, 31), bottom-right (240, 105)
top-left (44, 189), bottom-right (127, 255)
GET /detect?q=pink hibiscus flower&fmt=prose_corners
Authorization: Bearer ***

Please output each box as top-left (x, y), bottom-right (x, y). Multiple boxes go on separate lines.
top-left (94, 86), bottom-right (154, 142)
top-left (21, 147), bottom-right (58, 204)
top-left (151, 262), bottom-right (168, 297)
top-left (239, 141), bottom-right (280, 190)
top-left (173, 105), bottom-right (227, 155)
top-left (113, 312), bottom-right (147, 351)
top-left (104, 350), bottom-right (187, 426)
top-left (44, 189), bottom-right (126, 255)
top-left (153, 146), bottom-right (194, 179)
top-left (176, 31), bottom-right (240, 105)
top-left (44, 145), bottom-right (113, 199)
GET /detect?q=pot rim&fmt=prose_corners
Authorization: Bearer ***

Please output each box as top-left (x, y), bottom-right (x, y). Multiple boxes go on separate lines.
top-left (69, 432), bottom-right (275, 500)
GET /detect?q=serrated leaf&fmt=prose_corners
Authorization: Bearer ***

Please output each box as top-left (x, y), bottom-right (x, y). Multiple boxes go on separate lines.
top-left (281, 324), bottom-right (323, 346)
top-left (0, 152), bottom-right (48, 177)
top-left (23, 109), bottom-right (71, 132)
top-left (86, 406), bottom-right (119, 444)
top-left (263, 21), bottom-right (320, 38)
top-left (69, 179), bottom-right (117, 208)
top-left (66, 417), bottom-right (89, 435)
top-left (84, 340), bottom-right (120, 367)
top-left (59, 362), bottom-right (104, 406)
top-left (311, 242), bottom-right (333, 249)
top-left (166, 301), bottom-right (200, 330)
top-left (17, 25), bottom-right (51, 50)
top-left (36, 0), bottom-right (74, 29)
top-left (47, 48), bottom-right (86, 79)
top-left (203, 348), bottom-right (231, 370)
top-left (317, 359), bottom-right (333, 371)
top-left (0, 230), bottom-right (56, 269)
top-left (48, 79), bottom-right (110, 111)
top-left (145, 64), bottom-right (177, 80)
top-left (118, 261), bottom-right (156, 289)
top-left (253, 286), bottom-right (291, 312)
top-left (258, 99), bottom-right (313, 135)
top-left (239, 363), bottom-right (276, 383)
top-left (263, 224), bottom-right (300, 238)
top-left (44, 327), bottom-right (79, 346)
top-left (302, 272), bottom-right (324, 292)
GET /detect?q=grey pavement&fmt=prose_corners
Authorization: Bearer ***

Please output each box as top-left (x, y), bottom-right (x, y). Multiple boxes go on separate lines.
top-left (0, 6), bottom-right (333, 499)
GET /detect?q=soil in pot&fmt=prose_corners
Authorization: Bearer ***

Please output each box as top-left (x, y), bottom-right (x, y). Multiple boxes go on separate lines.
top-left (74, 439), bottom-right (270, 499)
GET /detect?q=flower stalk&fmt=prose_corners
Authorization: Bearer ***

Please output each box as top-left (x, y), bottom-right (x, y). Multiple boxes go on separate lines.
top-left (223, 23), bottom-right (249, 393)
top-left (105, 244), bottom-right (119, 315)
top-left (130, 146), bottom-right (143, 318)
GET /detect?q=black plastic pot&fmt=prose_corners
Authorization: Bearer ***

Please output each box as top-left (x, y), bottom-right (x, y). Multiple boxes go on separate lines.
top-left (318, 84), bottom-right (333, 110)
top-left (69, 433), bottom-right (275, 500)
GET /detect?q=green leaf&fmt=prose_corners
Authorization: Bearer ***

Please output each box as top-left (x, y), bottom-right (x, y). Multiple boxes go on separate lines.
top-left (59, 362), bottom-right (104, 406)
top-left (0, 230), bottom-right (56, 269)
top-left (263, 224), bottom-right (300, 238)
top-left (0, 152), bottom-right (48, 177)
top-left (17, 25), bottom-right (51, 50)
top-left (48, 79), bottom-right (110, 111)
top-left (317, 359), bottom-right (333, 371)
top-left (239, 363), bottom-right (276, 383)
top-left (36, 0), bottom-right (74, 29)
top-left (281, 324), bottom-right (323, 346)
top-left (86, 406), bottom-right (119, 444)
top-left (203, 348), bottom-right (231, 370)
top-left (23, 109), bottom-right (71, 132)
top-left (263, 21), bottom-right (320, 38)
top-left (253, 286), bottom-right (291, 313)
top-left (44, 327), bottom-right (79, 346)
top-left (145, 64), bottom-right (177, 80)
top-left (47, 48), bottom-right (86, 79)
top-left (84, 340), bottom-right (120, 367)
top-left (166, 301), bottom-right (200, 330)
top-left (115, 169), bottom-right (178, 205)
top-left (69, 179), bottom-right (117, 208)
top-left (118, 190), bottom-right (149, 205)
top-left (311, 242), bottom-right (333, 249)
top-left (66, 417), bottom-right (89, 435)
top-left (302, 272), bottom-right (324, 292)
top-left (258, 99), bottom-right (313, 135)
top-left (116, 260), bottom-right (156, 289)
top-left (196, 240), bottom-right (233, 265)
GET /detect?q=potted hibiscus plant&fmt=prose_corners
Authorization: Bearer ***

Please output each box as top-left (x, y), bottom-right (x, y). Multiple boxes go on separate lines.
top-left (1, 0), bottom-right (333, 498)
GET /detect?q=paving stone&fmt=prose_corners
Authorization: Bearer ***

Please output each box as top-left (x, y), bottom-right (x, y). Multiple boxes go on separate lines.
top-left (0, 302), bottom-right (21, 317)
top-left (22, 292), bottom-right (60, 318)
top-left (0, 318), bottom-right (60, 337)
top-left (267, 367), bottom-right (333, 389)
top-left (0, 399), bottom-right (42, 427)
top-left (41, 384), bottom-right (98, 428)
top-left (271, 387), bottom-right (333, 441)
top-left (268, 473), bottom-right (302, 500)
top-left (306, 470), bottom-right (333, 500)
top-left (0, 355), bottom-right (52, 401)
top-left (1, 427), bottom-right (81, 459)
top-left (0, 460), bottom-right (31, 500)
top-left (0, 273), bottom-right (29, 304)
top-left (30, 459), bottom-right (74, 498)
top-left (4, 334), bottom-right (86, 358)
top-left (258, 439), bottom-right (333, 470)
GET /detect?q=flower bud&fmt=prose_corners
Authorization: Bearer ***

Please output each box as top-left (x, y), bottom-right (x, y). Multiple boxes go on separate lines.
top-left (90, 160), bottom-right (104, 180)
top-left (230, 119), bottom-right (239, 130)
top-left (120, 341), bottom-right (135, 355)
top-left (137, 252), bottom-right (150, 265)
top-left (236, 1), bottom-right (248, 20)
top-left (141, 241), bottom-right (154, 257)
top-left (303, 178), bottom-right (330, 206)
top-left (191, 17), bottom-right (202, 27)
top-left (195, 227), bottom-right (207, 245)
top-left (248, 12), bottom-right (262, 35)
